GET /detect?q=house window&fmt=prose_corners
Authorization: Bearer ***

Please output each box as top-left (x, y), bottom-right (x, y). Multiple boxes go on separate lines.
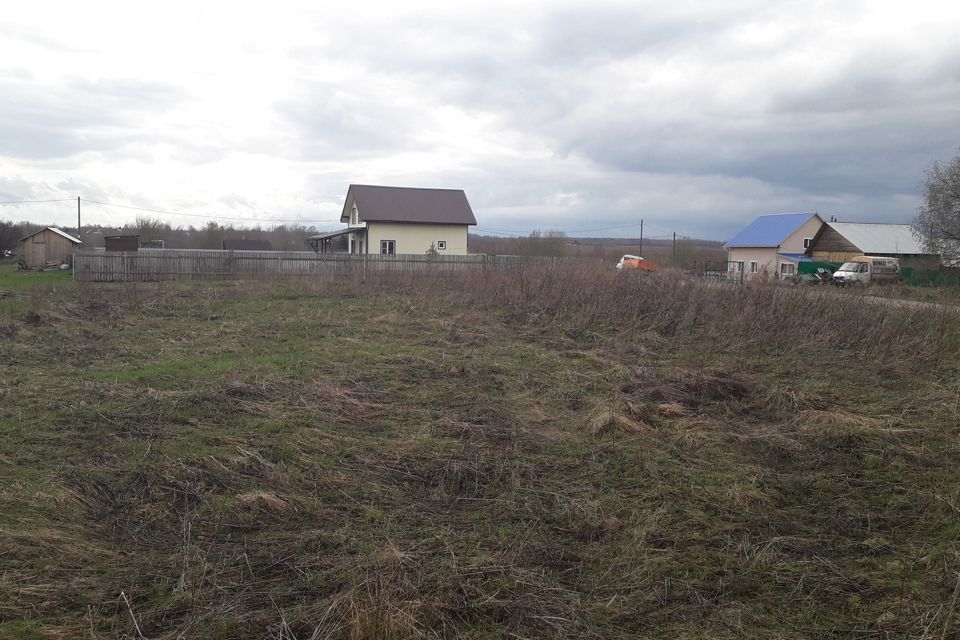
top-left (803, 237), bottom-right (813, 249)
top-left (436, 241), bottom-right (446, 250)
top-left (780, 263), bottom-right (795, 276)
top-left (351, 205), bottom-right (359, 226)
top-left (750, 261), bottom-right (759, 273)
top-left (733, 261), bottom-right (744, 272)
top-left (380, 240), bottom-right (396, 255)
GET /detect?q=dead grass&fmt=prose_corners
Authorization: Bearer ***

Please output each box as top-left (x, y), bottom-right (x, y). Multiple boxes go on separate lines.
top-left (0, 266), bottom-right (958, 638)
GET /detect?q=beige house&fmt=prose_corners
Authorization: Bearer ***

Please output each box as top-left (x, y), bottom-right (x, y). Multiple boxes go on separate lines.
top-left (306, 184), bottom-right (477, 255)
top-left (725, 213), bottom-right (824, 281)
top-left (18, 227), bottom-right (82, 269)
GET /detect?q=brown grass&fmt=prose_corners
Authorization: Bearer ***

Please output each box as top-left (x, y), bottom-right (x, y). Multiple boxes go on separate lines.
top-left (1, 264), bottom-right (959, 639)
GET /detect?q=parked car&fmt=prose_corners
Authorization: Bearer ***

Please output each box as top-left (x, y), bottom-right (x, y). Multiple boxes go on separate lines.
top-left (616, 254), bottom-right (659, 272)
top-left (832, 256), bottom-right (899, 286)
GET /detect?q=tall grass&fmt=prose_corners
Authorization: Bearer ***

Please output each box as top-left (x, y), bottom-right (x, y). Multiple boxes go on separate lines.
top-left (3, 265), bottom-right (960, 638)
top-left (279, 264), bottom-right (960, 369)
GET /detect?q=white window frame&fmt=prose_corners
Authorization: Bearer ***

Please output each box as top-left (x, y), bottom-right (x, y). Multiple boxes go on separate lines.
top-left (436, 240), bottom-right (446, 250)
top-left (380, 240), bottom-right (396, 255)
top-left (803, 237), bottom-right (813, 249)
top-left (780, 263), bottom-right (795, 275)
top-left (733, 261), bottom-right (744, 272)
top-left (351, 205), bottom-right (359, 226)
top-left (750, 261), bottom-right (759, 273)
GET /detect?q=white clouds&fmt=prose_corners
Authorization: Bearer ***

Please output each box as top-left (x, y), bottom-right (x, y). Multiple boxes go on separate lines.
top-left (0, 0), bottom-right (958, 236)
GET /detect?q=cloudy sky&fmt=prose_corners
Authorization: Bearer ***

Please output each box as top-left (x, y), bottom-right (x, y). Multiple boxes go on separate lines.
top-left (1, 0), bottom-right (958, 240)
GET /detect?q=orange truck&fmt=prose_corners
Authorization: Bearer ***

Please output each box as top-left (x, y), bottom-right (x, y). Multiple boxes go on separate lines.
top-left (616, 254), bottom-right (660, 272)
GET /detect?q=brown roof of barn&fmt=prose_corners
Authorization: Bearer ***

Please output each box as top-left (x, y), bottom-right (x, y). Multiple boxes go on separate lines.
top-left (340, 185), bottom-right (477, 225)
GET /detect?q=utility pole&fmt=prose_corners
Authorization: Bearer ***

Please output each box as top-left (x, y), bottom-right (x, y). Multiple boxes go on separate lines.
top-left (639, 219), bottom-right (643, 257)
top-left (77, 196), bottom-right (81, 242)
top-left (673, 232), bottom-right (677, 263)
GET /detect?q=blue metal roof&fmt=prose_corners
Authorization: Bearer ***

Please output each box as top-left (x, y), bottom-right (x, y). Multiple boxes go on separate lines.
top-left (777, 252), bottom-right (813, 262)
top-left (725, 213), bottom-right (816, 248)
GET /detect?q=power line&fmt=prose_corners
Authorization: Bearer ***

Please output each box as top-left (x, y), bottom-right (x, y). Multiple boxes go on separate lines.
top-left (0, 198), bottom-right (75, 205)
top-left (566, 221), bottom-right (644, 234)
top-left (474, 227), bottom-right (527, 237)
top-left (81, 198), bottom-right (341, 224)
top-left (475, 222), bottom-right (673, 238)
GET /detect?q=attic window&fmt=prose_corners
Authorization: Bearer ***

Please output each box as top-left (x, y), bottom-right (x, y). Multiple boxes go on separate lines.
top-left (803, 237), bottom-right (813, 249)
top-left (351, 205), bottom-right (359, 226)
top-left (436, 241), bottom-right (446, 250)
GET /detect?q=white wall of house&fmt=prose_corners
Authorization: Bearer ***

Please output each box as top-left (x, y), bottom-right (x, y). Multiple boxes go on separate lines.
top-left (366, 223), bottom-right (469, 255)
top-left (727, 247), bottom-right (778, 280)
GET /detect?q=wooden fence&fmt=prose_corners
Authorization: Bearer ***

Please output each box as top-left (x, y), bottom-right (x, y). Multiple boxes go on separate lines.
top-left (72, 250), bottom-right (572, 282)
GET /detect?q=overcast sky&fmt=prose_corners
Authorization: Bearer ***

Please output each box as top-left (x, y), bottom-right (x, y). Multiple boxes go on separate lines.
top-left (1, 0), bottom-right (958, 240)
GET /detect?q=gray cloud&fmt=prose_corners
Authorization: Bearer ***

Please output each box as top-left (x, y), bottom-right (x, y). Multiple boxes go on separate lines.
top-left (3, 2), bottom-right (958, 239)
top-left (0, 78), bottom-right (183, 159)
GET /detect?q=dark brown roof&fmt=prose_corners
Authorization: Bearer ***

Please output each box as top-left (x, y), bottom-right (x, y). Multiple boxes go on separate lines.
top-left (340, 184), bottom-right (477, 225)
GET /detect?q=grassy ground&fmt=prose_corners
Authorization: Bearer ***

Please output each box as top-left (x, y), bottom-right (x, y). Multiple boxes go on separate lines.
top-left (0, 264), bottom-right (73, 317)
top-left (1, 267), bottom-right (959, 639)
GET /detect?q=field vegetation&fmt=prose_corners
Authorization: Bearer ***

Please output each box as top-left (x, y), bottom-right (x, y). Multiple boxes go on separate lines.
top-left (1, 264), bottom-right (959, 638)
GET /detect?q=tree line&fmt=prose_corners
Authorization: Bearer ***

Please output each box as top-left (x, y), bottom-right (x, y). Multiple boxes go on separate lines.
top-left (0, 216), bottom-right (322, 253)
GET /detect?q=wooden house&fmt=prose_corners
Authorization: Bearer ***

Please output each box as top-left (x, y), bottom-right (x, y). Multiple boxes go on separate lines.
top-left (18, 227), bottom-right (82, 269)
top-left (805, 222), bottom-right (938, 269)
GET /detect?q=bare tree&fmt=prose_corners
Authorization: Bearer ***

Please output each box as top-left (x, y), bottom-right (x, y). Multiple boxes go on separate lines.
top-left (915, 151), bottom-right (960, 261)
top-left (0, 220), bottom-right (24, 252)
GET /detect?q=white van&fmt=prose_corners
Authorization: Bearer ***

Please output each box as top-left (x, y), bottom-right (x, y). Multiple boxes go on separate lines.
top-left (832, 256), bottom-right (900, 286)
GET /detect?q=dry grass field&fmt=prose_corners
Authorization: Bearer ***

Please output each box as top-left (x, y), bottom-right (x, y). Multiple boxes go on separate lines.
top-left (1, 265), bottom-right (959, 639)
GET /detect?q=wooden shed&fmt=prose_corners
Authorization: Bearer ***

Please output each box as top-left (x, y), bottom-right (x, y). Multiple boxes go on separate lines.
top-left (18, 227), bottom-right (82, 269)
top-left (805, 222), bottom-right (939, 269)
top-left (105, 235), bottom-right (140, 252)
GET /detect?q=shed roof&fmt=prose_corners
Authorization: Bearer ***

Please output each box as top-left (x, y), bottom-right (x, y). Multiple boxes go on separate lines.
top-left (824, 222), bottom-right (925, 255)
top-left (19, 227), bottom-right (81, 244)
top-left (306, 228), bottom-right (357, 241)
top-left (341, 184), bottom-right (477, 225)
top-left (725, 213), bottom-right (818, 248)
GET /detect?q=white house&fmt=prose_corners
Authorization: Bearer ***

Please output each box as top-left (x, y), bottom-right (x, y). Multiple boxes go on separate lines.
top-left (724, 213), bottom-right (824, 280)
top-left (306, 184), bottom-right (477, 255)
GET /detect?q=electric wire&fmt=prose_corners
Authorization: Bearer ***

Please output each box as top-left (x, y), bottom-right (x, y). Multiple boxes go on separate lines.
top-left (0, 198), bottom-right (75, 205)
top-left (81, 198), bottom-right (341, 224)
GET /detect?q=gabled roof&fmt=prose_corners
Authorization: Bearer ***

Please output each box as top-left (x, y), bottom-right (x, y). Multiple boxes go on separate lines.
top-left (19, 227), bottom-right (81, 244)
top-left (725, 213), bottom-right (818, 248)
top-left (341, 184), bottom-right (477, 225)
top-left (824, 222), bottom-right (925, 255)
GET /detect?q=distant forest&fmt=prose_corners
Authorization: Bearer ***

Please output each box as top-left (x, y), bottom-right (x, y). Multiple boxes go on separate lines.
top-left (0, 216), bottom-right (321, 252)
